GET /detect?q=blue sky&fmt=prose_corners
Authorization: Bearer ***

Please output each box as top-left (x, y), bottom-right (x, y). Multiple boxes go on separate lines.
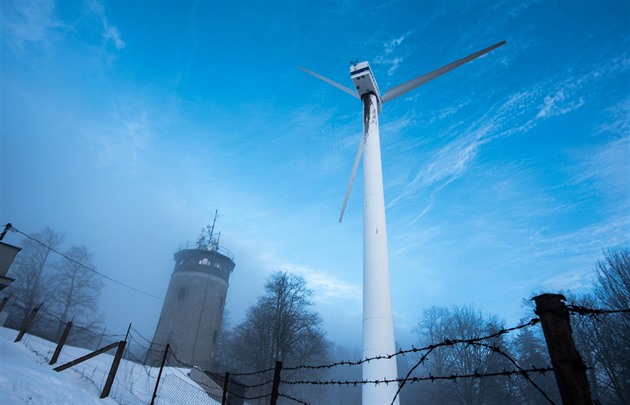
top-left (1, 0), bottom-right (628, 347)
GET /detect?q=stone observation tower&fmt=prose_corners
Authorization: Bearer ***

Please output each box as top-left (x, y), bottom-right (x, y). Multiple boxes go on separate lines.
top-left (149, 214), bottom-right (235, 370)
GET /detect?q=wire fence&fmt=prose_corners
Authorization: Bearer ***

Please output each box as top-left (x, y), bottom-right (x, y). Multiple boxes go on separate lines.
top-left (1, 287), bottom-right (628, 404)
top-left (0, 224), bottom-right (630, 405)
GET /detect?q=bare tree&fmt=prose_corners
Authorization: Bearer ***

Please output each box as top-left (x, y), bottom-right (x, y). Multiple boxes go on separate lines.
top-left (227, 271), bottom-right (329, 403)
top-left (5, 227), bottom-right (64, 320)
top-left (49, 245), bottom-right (104, 328)
top-left (571, 248), bottom-right (630, 405)
top-left (411, 305), bottom-right (517, 405)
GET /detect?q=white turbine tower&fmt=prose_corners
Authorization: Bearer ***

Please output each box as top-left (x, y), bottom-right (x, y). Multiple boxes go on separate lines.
top-left (301, 40), bottom-right (505, 405)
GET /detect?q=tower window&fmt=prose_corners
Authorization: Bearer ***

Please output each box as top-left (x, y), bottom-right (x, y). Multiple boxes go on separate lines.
top-left (177, 287), bottom-right (186, 301)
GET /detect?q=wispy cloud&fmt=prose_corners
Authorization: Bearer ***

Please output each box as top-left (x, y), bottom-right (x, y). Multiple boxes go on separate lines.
top-left (571, 134), bottom-right (630, 202)
top-left (84, 97), bottom-right (153, 175)
top-left (102, 21), bottom-right (125, 49)
top-left (536, 90), bottom-right (585, 119)
top-left (596, 98), bottom-right (630, 136)
top-left (374, 32), bottom-right (413, 76)
top-left (1, 0), bottom-right (64, 51)
top-left (387, 52), bottom-right (630, 210)
top-left (279, 262), bottom-right (362, 303)
top-left (88, 0), bottom-right (125, 49)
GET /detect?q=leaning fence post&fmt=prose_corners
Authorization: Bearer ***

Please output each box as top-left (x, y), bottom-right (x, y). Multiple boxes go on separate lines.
top-left (533, 293), bottom-right (593, 405)
top-left (151, 343), bottom-right (169, 405)
top-left (270, 360), bottom-right (283, 405)
top-left (123, 323), bottom-right (132, 359)
top-left (97, 326), bottom-right (106, 348)
top-left (221, 372), bottom-right (230, 405)
top-left (50, 321), bottom-right (73, 365)
top-left (15, 304), bottom-right (41, 343)
top-left (100, 340), bottom-right (127, 399)
top-left (0, 294), bottom-right (10, 314)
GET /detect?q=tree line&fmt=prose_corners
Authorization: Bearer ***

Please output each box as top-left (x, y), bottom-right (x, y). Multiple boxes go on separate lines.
top-left (216, 248), bottom-right (629, 404)
top-left (2, 226), bottom-right (627, 404)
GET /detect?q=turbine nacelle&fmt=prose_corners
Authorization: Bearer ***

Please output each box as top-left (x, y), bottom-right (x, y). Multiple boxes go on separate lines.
top-left (350, 61), bottom-right (382, 103)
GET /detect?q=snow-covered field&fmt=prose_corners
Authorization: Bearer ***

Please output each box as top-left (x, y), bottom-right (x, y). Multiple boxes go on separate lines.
top-left (0, 328), bottom-right (219, 405)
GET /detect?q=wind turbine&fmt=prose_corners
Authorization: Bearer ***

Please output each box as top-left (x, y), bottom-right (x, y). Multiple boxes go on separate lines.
top-left (301, 40), bottom-right (505, 405)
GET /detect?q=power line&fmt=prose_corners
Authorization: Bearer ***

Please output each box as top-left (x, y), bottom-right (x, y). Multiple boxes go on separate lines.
top-left (6, 224), bottom-right (164, 301)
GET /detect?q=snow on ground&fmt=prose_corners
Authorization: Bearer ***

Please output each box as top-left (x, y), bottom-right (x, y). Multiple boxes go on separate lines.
top-left (0, 328), bottom-right (117, 405)
top-left (0, 328), bottom-right (220, 405)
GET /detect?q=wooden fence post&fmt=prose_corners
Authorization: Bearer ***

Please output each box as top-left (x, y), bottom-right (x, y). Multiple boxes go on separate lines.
top-left (50, 321), bottom-right (73, 365)
top-left (100, 341), bottom-right (127, 398)
top-left (97, 326), bottom-right (106, 348)
top-left (0, 295), bottom-right (10, 314)
top-left (533, 293), bottom-right (593, 405)
top-left (0, 223), bottom-right (11, 240)
top-left (151, 343), bottom-right (169, 405)
top-left (54, 341), bottom-right (120, 372)
top-left (15, 304), bottom-right (41, 343)
top-left (270, 360), bottom-right (283, 405)
top-left (221, 372), bottom-right (230, 405)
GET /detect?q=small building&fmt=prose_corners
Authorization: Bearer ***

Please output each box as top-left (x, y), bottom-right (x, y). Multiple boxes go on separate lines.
top-left (0, 240), bottom-right (21, 291)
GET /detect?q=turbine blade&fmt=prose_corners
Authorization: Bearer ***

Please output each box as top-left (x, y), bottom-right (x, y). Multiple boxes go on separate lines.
top-left (381, 40), bottom-right (506, 103)
top-left (300, 67), bottom-right (359, 99)
top-left (339, 133), bottom-right (366, 223)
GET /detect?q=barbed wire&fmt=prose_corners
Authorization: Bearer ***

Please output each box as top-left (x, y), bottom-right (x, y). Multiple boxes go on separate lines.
top-left (279, 392), bottom-right (310, 404)
top-left (567, 304), bottom-right (630, 316)
top-left (130, 326), bottom-right (160, 346)
top-left (280, 366), bottom-right (553, 387)
top-left (282, 318), bottom-right (540, 373)
top-left (228, 365), bottom-right (276, 377)
top-left (127, 334), bottom-right (156, 355)
top-left (466, 341), bottom-right (555, 405)
top-left (225, 386), bottom-right (271, 401)
top-left (392, 345), bottom-right (435, 401)
top-left (166, 348), bottom-right (196, 369)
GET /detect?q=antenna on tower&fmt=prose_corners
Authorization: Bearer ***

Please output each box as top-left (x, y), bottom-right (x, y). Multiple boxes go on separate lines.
top-left (209, 209), bottom-right (218, 238)
top-left (196, 209), bottom-right (221, 250)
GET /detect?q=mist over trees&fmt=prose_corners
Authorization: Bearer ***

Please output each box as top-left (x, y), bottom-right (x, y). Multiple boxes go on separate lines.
top-left (399, 248), bottom-right (629, 405)
top-left (50, 245), bottom-right (104, 328)
top-left (406, 305), bottom-right (519, 404)
top-left (6, 227), bottom-right (64, 320)
top-left (3, 227), bottom-right (105, 340)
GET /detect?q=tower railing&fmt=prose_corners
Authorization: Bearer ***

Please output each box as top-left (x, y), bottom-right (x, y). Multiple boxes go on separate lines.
top-left (177, 241), bottom-right (234, 261)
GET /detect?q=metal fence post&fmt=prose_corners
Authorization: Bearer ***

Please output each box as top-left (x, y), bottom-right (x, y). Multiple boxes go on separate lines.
top-left (533, 293), bottom-right (593, 405)
top-left (270, 360), bottom-right (283, 405)
top-left (50, 321), bottom-right (73, 365)
top-left (151, 343), bottom-right (169, 405)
